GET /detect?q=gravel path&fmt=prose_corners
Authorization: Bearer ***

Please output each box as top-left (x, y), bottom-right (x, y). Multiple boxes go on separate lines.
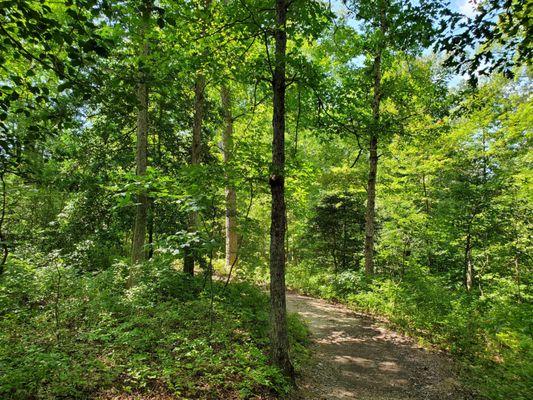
top-left (287, 293), bottom-right (474, 400)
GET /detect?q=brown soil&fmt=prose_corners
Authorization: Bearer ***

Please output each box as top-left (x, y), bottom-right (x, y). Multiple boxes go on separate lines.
top-left (287, 293), bottom-right (475, 400)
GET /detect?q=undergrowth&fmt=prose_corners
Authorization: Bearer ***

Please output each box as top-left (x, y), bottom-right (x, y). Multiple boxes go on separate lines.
top-left (0, 255), bottom-right (309, 399)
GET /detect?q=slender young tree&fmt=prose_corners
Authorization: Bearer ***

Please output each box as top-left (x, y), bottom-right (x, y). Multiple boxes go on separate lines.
top-left (130, 0), bottom-right (152, 277)
top-left (0, 172), bottom-right (7, 272)
top-left (184, 0), bottom-right (212, 276)
top-left (363, 4), bottom-right (386, 276)
top-left (183, 72), bottom-right (205, 276)
top-left (221, 85), bottom-right (238, 269)
top-left (217, 0), bottom-right (239, 271)
top-left (269, 0), bottom-right (293, 377)
top-left (342, 0), bottom-right (442, 275)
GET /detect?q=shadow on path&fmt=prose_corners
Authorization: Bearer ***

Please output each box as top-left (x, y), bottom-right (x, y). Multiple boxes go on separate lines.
top-left (287, 293), bottom-right (473, 400)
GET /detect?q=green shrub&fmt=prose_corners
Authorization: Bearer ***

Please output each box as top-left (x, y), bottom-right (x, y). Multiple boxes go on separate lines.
top-left (0, 256), bottom-right (307, 399)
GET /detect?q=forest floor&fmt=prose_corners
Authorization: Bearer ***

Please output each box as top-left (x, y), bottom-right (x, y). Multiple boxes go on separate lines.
top-left (287, 292), bottom-right (476, 400)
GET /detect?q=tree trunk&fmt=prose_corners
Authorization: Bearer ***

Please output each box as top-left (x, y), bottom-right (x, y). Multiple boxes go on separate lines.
top-left (363, 51), bottom-right (381, 276)
top-left (130, 1), bottom-right (151, 283)
top-left (331, 232), bottom-right (338, 269)
top-left (221, 84), bottom-right (238, 270)
top-left (183, 73), bottom-right (205, 276)
top-left (342, 211), bottom-right (347, 269)
top-left (465, 229), bottom-right (473, 291)
top-left (0, 172), bottom-right (8, 273)
top-left (147, 197), bottom-right (154, 259)
top-left (269, 0), bottom-right (293, 378)
top-left (184, 0), bottom-right (211, 276)
top-left (514, 254), bottom-right (521, 300)
top-left (421, 173), bottom-right (434, 269)
top-left (512, 202), bottom-right (521, 299)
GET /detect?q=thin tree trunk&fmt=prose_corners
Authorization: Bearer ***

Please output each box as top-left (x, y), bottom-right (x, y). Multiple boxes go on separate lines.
top-left (421, 173), bottom-right (434, 269)
top-left (342, 210), bottom-right (347, 269)
top-left (363, 59), bottom-right (381, 275)
top-left (465, 228), bottom-right (473, 291)
top-left (0, 172), bottom-right (8, 273)
top-left (184, 0), bottom-right (211, 276)
top-left (514, 254), bottom-right (521, 300)
top-left (183, 73), bottom-right (205, 275)
top-left (269, 0), bottom-right (293, 378)
top-left (512, 196), bottom-right (522, 299)
top-left (147, 197), bottom-right (154, 259)
top-left (331, 232), bottom-right (338, 269)
top-left (130, 1), bottom-right (151, 284)
top-left (221, 85), bottom-right (238, 269)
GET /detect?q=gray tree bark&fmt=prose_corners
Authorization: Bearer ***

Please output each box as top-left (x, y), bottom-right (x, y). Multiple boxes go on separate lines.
top-left (0, 172), bottom-right (8, 273)
top-left (465, 228), bottom-right (473, 291)
top-left (183, 73), bottom-right (205, 276)
top-left (183, 0), bottom-right (211, 276)
top-left (130, 0), bottom-right (151, 285)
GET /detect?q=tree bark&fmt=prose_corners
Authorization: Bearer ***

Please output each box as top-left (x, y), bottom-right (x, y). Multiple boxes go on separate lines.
top-left (130, 0), bottom-right (151, 282)
top-left (512, 198), bottom-right (522, 299)
top-left (184, 0), bottom-right (211, 276)
top-left (183, 73), bottom-right (205, 276)
top-left (465, 228), bottom-right (473, 291)
top-left (342, 210), bottom-right (347, 269)
top-left (421, 173), bottom-right (434, 269)
top-left (221, 84), bottom-right (238, 269)
top-left (147, 197), bottom-right (154, 259)
top-left (0, 172), bottom-right (8, 273)
top-left (514, 254), bottom-right (521, 299)
top-left (269, 0), bottom-right (294, 378)
top-left (363, 49), bottom-right (381, 276)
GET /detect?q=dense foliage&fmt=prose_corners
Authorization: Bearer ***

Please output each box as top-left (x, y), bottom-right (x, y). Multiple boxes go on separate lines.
top-left (283, 75), bottom-right (532, 399)
top-left (1, 255), bottom-right (308, 398)
top-left (0, 0), bottom-right (531, 399)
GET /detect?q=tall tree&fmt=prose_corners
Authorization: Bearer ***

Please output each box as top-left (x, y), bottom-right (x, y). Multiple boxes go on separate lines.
top-left (363, 2), bottom-right (386, 276)
top-left (183, 74), bottom-right (205, 275)
top-left (221, 85), bottom-right (238, 269)
top-left (131, 0), bottom-right (152, 274)
top-left (216, 0), bottom-right (239, 272)
top-left (342, 0), bottom-right (442, 275)
top-left (269, 0), bottom-right (293, 377)
top-left (0, 172), bottom-right (7, 272)
top-left (184, 0), bottom-right (212, 276)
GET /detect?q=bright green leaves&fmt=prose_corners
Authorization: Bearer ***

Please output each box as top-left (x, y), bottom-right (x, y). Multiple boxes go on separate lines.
top-left (342, 0), bottom-right (445, 52)
top-left (0, 0), bottom-right (112, 167)
top-left (437, 0), bottom-right (532, 84)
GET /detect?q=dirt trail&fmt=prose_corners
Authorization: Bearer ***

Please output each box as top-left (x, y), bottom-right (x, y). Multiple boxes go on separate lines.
top-left (287, 293), bottom-right (473, 400)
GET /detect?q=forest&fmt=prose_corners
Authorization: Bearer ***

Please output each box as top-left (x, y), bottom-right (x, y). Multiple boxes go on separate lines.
top-left (0, 0), bottom-right (531, 399)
